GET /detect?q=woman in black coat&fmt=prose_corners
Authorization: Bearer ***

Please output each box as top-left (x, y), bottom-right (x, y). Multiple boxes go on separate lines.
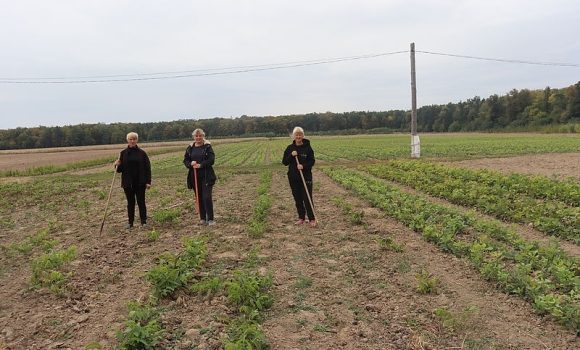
top-left (114, 132), bottom-right (151, 229)
top-left (183, 129), bottom-right (217, 225)
top-left (282, 126), bottom-right (316, 227)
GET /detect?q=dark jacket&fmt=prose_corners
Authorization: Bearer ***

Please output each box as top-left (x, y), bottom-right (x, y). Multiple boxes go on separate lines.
top-left (116, 146), bottom-right (151, 189)
top-left (183, 141), bottom-right (216, 188)
top-left (282, 138), bottom-right (315, 181)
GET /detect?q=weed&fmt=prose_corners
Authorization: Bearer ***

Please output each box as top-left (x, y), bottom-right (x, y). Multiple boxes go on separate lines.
top-left (30, 246), bottom-right (77, 296)
top-left (293, 276), bottom-right (313, 289)
top-left (433, 306), bottom-right (479, 332)
top-left (152, 208), bottom-right (181, 223)
top-left (190, 276), bottom-right (223, 297)
top-left (349, 210), bottom-right (365, 224)
top-left (415, 269), bottom-right (438, 294)
top-left (313, 324), bottom-right (327, 332)
top-left (375, 236), bottom-right (405, 253)
top-left (143, 228), bottom-right (161, 242)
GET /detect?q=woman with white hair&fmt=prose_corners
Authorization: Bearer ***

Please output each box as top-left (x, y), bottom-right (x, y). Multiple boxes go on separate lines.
top-left (114, 132), bottom-right (151, 229)
top-left (282, 126), bottom-right (316, 227)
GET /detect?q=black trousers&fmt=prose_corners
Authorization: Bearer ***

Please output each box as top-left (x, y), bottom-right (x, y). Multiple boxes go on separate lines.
top-left (289, 178), bottom-right (315, 221)
top-left (195, 181), bottom-right (214, 221)
top-left (124, 183), bottom-right (147, 225)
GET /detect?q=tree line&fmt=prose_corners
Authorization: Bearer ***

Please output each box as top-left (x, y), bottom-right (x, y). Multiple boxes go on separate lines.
top-left (1, 81), bottom-right (579, 150)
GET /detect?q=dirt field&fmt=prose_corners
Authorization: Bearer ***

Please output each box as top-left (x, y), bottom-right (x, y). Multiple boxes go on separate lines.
top-left (1, 148), bottom-right (580, 349)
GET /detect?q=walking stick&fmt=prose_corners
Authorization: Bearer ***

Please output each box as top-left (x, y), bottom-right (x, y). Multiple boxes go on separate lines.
top-left (99, 166), bottom-right (117, 236)
top-left (193, 168), bottom-right (200, 214)
top-left (295, 156), bottom-right (319, 225)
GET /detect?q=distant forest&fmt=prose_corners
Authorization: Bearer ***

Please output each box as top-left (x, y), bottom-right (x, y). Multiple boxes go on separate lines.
top-left (1, 81), bottom-right (580, 150)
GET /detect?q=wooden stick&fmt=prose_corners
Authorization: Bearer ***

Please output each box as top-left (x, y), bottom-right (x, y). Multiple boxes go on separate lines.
top-left (295, 156), bottom-right (319, 225)
top-left (99, 166), bottom-right (117, 236)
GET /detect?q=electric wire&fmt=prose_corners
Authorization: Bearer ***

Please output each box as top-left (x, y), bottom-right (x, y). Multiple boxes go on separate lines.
top-left (1, 49), bottom-right (578, 84)
top-left (417, 50), bottom-right (580, 67)
top-left (0, 51), bottom-right (406, 84)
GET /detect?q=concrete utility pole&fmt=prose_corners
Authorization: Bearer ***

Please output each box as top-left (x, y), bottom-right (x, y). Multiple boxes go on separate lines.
top-left (410, 42), bottom-right (420, 158)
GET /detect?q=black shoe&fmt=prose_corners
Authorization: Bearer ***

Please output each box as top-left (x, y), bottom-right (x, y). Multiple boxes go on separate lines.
top-left (124, 224), bottom-right (133, 229)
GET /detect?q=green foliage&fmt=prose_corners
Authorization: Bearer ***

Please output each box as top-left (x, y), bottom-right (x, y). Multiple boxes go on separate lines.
top-left (324, 165), bottom-right (580, 332)
top-left (375, 236), bottom-right (405, 253)
top-left (115, 302), bottom-right (166, 350)
top-left (225, 270), bottom-right (274, 313)
top-left (30, 246), bottom-right (77, 296)
top-left (151, 208), bottom-right (181, 223)
top-left (331, 196), bottom-right (364, 225)
top-left (190, 276), bottom-right (224, 297)
top-left (247, 171), bottom-right (273, 237)
top-left (223, 311), bottom-right (269, 350)
top-left (433, 306), bottom-right (479, 332)
top-left (143, 228), bottom-right (160, 242)
top-left (144, 236), bottom-right (207, 300)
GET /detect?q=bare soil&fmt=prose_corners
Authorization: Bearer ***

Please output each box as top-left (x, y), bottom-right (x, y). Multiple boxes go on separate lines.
top-left (1, 150), bottom-right (580, 349)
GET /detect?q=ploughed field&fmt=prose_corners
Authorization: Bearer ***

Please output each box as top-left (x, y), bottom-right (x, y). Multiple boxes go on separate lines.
top-left (2, 134), bottom-right (580, 349)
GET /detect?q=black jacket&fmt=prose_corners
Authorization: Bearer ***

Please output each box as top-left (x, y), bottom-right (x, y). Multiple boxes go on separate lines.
top-left (282, 138), bottom-right (315, 181)
top-left (183, 141), bottom-right (216, 188)
top-left (116, 146), bottom-right (151, 189)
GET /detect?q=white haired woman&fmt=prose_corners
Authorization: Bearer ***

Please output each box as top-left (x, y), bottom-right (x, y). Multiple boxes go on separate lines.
top-left (114, 132), bottom-right (151, 229)
top-left (282, 126), bottom-right (316, 227)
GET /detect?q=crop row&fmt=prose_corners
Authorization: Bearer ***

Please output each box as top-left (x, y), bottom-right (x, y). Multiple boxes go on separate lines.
top-left (322, 166), bottom-right (580, 331)
top-left (360, 160), bottom-right (580, 244)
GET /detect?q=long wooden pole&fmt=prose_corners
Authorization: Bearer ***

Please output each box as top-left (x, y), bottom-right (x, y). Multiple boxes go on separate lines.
top-left (294, 156), bottom-right (319, 225)
top-left (99, 166), bottom-right (117, 236)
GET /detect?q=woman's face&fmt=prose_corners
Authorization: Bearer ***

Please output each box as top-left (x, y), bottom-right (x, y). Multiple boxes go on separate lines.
top-left (127, 136), bottom-right (138, 148)
top-left (294, 132), bottom-right (304, 143)
top-left (194, 134), bottom-right (204, 144)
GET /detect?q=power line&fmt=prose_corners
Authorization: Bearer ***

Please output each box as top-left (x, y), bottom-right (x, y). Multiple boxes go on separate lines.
top-left (1, 49), bottom-right (577, 84)
top-left (0, 51), bottom-right (406, 84)
top-left (417, 50), bottom-right (580, 67)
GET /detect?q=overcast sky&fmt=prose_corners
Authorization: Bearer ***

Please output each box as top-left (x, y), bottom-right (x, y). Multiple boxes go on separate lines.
top-left (1, 0), bottom-right (578, 130)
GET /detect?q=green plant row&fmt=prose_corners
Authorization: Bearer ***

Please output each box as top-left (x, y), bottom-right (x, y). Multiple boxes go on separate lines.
top-left (361, 160), bottom-right (580, 244)
top-left (247, 170), bottom-right (273, 238)
top-left (215, 141), bottom-right (270, 167)
top-left (378, 159), bottom-right (580, 206)
top-left (115, 234), bottom-right (273, 349)
top-left (322, 166), bottom-right (580, 331)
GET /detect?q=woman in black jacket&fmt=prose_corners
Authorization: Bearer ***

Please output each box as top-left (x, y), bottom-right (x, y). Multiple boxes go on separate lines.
top-left (183, 129), bottom-right (217, 225)
top-left (114, 132), bottom-right (151, 229)
top-left (282, 126), bottom-right (316, 227)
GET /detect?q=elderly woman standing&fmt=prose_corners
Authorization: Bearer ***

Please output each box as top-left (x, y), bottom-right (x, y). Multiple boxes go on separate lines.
top-left (282, 126), bottom-right (316, 227)
top-left (114, 132), bottom-right (151, 229)
top-left (183, 128), bottom-right (217, 225)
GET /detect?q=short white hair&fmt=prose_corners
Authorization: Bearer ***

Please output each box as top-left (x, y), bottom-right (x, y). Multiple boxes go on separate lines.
top-left (126, 132), bottom-right (138, 140)
top-left (292, 126), bottom-right (304, 137)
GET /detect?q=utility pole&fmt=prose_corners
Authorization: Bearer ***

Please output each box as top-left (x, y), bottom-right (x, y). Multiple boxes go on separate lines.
top-left (410, 42), bottom-right (420, 158)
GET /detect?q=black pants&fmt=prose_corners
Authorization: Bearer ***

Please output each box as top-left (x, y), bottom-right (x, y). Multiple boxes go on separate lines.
top-left (124, 183), bottom-right (147, 225)
top-left (195, 181), bottom-right (214, 221)
top-left (289, 178), bottom-right (315, 221)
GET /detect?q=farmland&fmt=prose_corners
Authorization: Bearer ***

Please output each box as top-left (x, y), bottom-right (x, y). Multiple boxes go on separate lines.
top-left (1, 133), bottom-right (580, 349)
